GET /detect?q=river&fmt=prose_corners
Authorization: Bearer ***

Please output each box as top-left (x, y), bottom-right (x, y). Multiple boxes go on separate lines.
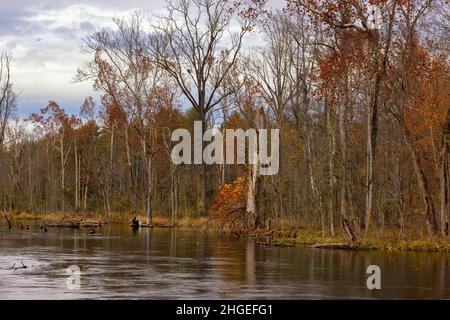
top-left (0, 222), bottom-right (448, 299)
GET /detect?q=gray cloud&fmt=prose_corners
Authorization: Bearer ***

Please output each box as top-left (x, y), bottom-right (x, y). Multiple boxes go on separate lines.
top-left (1, 0), bottom-right (284, 116)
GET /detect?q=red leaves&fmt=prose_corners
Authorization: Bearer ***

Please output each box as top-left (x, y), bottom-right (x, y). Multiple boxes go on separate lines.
top-left (30, 101), bottom-right (80, 134)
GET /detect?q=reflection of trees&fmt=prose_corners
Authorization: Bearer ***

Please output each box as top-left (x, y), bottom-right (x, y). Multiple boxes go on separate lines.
top-left (210, 237), bottom-right (249, 285)
top-left (13, 225), bottom-right (450, 299)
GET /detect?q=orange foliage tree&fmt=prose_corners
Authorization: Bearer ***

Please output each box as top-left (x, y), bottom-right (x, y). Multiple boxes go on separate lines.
top-left (210, 177), bottom-right (246, 231)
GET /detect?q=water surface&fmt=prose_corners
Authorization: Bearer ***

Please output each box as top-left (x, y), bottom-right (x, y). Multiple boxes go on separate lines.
top-left (0, 223), bottom-right (448, 299)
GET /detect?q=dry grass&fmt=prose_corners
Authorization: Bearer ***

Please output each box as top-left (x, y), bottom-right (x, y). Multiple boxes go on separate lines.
top-left (272, 227), bottom-right (450, 252)
top-left (8, 210), bottom-right (209, 229)
top-left (7, 211), bottom-right (450, 252)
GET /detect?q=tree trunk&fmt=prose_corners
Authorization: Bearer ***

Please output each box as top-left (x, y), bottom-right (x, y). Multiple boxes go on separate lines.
top-left (83, 180), bottom-right (89, 216)
top-left (439, 151), bottom-right (449, 236)
top-left (245, 109), bottom-right (264, 229)
top-left (74, 143), bottom-right (79, 211)
top-left (107, 124), bottom-right (114, 216)
top-left (339, 87), bottom-right (358, 242)
top-left (246, 154), bottom-right (259, 229)
top-left (326, 99), bottom-right (336, 236)
top-left (142, 126), bottom-right (153, 227)
top-left (60, 136), bottom-right (65, 213)
top-left (170, 166), bottom-right (179, 223)
top-left (199, 116), bottom-right (208, 216)
top-left (124, 126), bottom-right (134, 210)
top-left (403, 127), bottom-right (438, 234)
top-left (395, 153), bottom-right (405, 232)
top-left (28, 156), bottom-right (33, 213)
top-left (364, 75), bottom-right (381, 233)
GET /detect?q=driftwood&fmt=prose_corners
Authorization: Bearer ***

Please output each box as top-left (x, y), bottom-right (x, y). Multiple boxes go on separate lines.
top-left (2, 209), bottom-right (12, 230)
top-left (139, 223), bottom-right (154, 228)
top-left (41, 220), bottom-right (105, 229)
top-left (234, 230), bottom-right (274, 238)
top-left (7, 260), bottom-right (27, 270)
top-left (204, 206), bottom-right (246, 233)
top-left (43, 222), bottom-right (81, 229)
top-left (311, 243), bottom-right (355, 250)
top-left (80, 222), bottom-right (102, 228)
top-left (273, 243), bottom-right (293, 247)
top-left (240, 230), bottom-right (274, 238)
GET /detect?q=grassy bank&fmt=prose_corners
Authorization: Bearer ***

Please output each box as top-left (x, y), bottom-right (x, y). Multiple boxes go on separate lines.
top-left (4, 211), bottom-right (208, 229)
top-left (4, 211), bottom-right (450, 252)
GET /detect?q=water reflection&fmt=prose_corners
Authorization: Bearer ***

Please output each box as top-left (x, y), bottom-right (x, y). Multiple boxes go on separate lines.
top-left (0, 223), bottom-right (448, 299)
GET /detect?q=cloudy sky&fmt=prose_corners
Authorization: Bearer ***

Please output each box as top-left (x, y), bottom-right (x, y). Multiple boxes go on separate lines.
top-left (0, 0), bottom-right (283, 117)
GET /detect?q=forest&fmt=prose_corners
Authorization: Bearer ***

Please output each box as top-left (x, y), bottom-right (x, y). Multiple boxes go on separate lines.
top-left (0, 0), bottom-right (449, 244)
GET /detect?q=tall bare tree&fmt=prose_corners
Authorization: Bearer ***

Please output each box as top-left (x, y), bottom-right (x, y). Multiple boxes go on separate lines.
top-left (0, 51), bottom-right (16, 150)
top-left (149, 0), bottom-right (266, 214)
top-left (77, 13), bottom-right (164, 225)
top-left (244, 11), bottom-right (297, 219)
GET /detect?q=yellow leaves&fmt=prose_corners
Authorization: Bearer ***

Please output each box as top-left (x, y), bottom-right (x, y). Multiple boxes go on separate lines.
top-left (211, 176), bottom-right (246, 216)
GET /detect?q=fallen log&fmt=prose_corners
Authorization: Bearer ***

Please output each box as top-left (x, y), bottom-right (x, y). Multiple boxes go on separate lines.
top-left (80, 222), bottom-right (101, 228)
top-left (236, 230), bottom-right (274, 238)
top-left (7, 260), bottom-right (27, 270)
top-left (311, 243), bottom-right (355, 250)
top-left (257, 241), bottom-right (292, 247)
top-left (42, 221), bottom-right (81, 229)
top-left (140, 223), bottom-right (154, 228)
top-left (65, 223), bottom-right (81, 229)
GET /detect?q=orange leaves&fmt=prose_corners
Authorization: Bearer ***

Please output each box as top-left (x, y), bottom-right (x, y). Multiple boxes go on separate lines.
top-left (30, 101), bottom-right (80, 135)
top-left (404, 50), bottom-right (450, 139)
top-left (211, 177), bottom-right (246, 217)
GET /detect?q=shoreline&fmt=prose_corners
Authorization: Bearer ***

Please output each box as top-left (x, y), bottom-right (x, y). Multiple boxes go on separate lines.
top-left (4, 212), bottom-right (450, 253)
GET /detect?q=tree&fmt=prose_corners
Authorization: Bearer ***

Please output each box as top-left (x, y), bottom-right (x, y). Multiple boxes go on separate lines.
top-left (287, 0), bottom-right (398, 235)
top-left (244, 11), bottom-right (297, 218)
top-left (149, 0), bottom-right (267, 214)
top-left (30, 101), bottom-right (80, 213)
top-left (0, 51), bottom-right (16, 150)
top-left (233, 78), bottom-right (267, 229)
top-left (386, 0), bottom-right (441, 235)
top-left (78, 13), bottom-right (165, 225)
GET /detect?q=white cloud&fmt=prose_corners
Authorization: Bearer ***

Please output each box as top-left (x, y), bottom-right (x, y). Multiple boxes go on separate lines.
top-left (1, 2), bottom-right (161, 116)
top-left (1, 0), bottom-right (285, 117)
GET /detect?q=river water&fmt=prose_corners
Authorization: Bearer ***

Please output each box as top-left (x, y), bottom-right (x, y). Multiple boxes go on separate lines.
top-left (0, 223), bottom-right (448, 299)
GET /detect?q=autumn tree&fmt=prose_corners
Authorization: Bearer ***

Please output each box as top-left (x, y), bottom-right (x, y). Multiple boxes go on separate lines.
top-left (30, 101), bottom-right (80, 213)
top-left (385, 0), bottom-right (443, 235)
top-left (149, 0), bottom-right (267, 214)
top-left (287, 1), bottom-right (368, 240)
top-left (2, 0), bottom-right (449, 241)
top-left (77, 13), bottom-right (166, 225)
top-left (234, 79), bottom-right (268, 229)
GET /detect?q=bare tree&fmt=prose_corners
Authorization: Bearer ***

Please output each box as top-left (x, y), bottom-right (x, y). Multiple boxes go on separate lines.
top-left (77, 13), bottom-right (164, 226)
top-left (30, 102), bottom-right (79, 214)
top-left (149, 0), bottom-right (266, 214)
top-left (244, 11), bottom-right (297, 218)
top-left (0, 51), bottom-right (16, 150)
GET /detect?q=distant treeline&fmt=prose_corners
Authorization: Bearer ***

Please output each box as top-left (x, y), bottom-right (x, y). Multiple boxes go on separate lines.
top-left (0, 0), bottom-right (449, 240)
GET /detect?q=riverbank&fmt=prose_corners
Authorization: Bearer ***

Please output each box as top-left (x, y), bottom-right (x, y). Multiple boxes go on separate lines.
top-left (271, 230), bottom-right (450, 252)
top-left (4, 211), bottom-right (450, 252)
top-left (2, 223), bottom-right (447, 299)
top-left (4, 211), bottom-right (208, 229)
